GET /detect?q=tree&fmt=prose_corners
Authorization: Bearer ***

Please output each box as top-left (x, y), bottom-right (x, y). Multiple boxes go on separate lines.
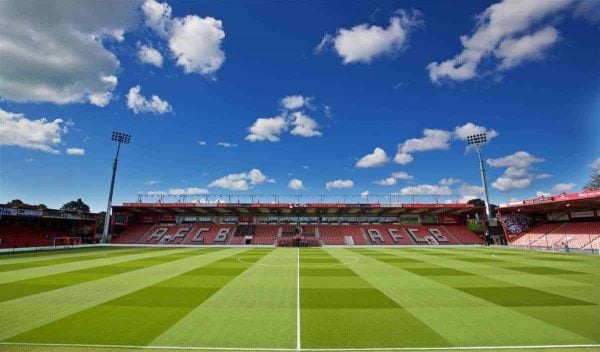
top-left (6, 199), bottom-right (24, 207)
top-left (467, 198), bottom-right (485, 207)
top-left (467, 198), bottom-right (498, 218)
top-left (584, 166), bottom-right (600, 191)
top-left (61, 198), bottom-right (90, 212)
top-left (96, 211), bottom-right (106, 234)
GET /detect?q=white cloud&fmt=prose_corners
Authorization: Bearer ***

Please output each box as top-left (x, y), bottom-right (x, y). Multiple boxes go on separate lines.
top-left (375, 171), bottom-right (413, 185)
top-left (393, 152), bottom-right (414, 165)
top-left (142, 0), bottom-right (226, 76)
top-left (146, 180), bottom-right (160, 185)
top-left (25, 158), bottom-right (35, 163)
top-left (453, 122), bottom-right (499, 142)
top-left (245, 116), bottom-right (287, 142)
top-left (391, 171), bottom-right (414, 180)
top-left (66, 148), bottom-right (85, 156)
top-left (551, 182), bottom-right (576, 193)
top-left (488, 151), bottom-right (544, 192)
top-left (492, 176), bottom-right (533, 192)
top-left (138, 44), bottom-right (164, 67)
top-left (197, 140), bottom-right (207, 146)
top-left (487, 151), bottom-right (544, 168)
top-left (0, 108), bottom-right (66, 154)
top-left (535, 173), bottom-right (553, 179)
top-left (147, 187), bottom-right (208, 196)
top-left (208, 168), bottom-right (273, 191)
top-left (356, 147), bottom-right (389, 168)
top-left (288, 178), bottom-right (304, 190)
top-left (281, 95), bottom-right (311, 110)
top-left (394, 129), bottom-right (452, 164)
top-left (439, 178), bottom-right (461, 186)
top-left (247, 96), bottom-right (323, 142)
top-left (323, 105), bottom-right (332, 118)
top-left (315, 34), bottom-right (333, 54)
top-left (168, 187), bottom-right (209, 196)
top-left (458, 183), bottom-right (483, 197)
top-left (588, 157), bottom-right (600, 169)
top-left (169, 15), bottom-right (226, 75)
top-left (326, 179), bottom-right (354, 190)
top-left (426, 0), bottom-right (573, 83)
top-left (217, 142), bottom-right (237, 148)
top-left (0, 1), bottom-right (136, 106)
top-left (448, 182), bottom-right (484, 203)
top-left (361, 190), bottom-right (370, 198)
top-left (574, 0), bottom-right (600, 24)
top-left (302, 165), bottom-right (310, 170)
top-left (142, 0), bottom-right (172, 38)
top-left (289, 112), bottom-right (322, 138)
top-left (324, 10), bottom-right (421, 64)
top-left (400, 184), bottom-right (452, 196)
top-left (495, 26), bottom-right (559, 69)
top-left (399, 129), bottom-right (452, 153)
top-left (375, 177), bottom-right (397, 186)
top-left (536, 191), bottom-right (551, 197)
top-left (126, 85), bottom-right (172, 114)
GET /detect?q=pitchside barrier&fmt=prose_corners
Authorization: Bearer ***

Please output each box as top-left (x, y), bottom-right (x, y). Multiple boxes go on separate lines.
top-left (507, 244), bottom-right (600, 255)
top-left (4, 243), bottom-right (600, 256)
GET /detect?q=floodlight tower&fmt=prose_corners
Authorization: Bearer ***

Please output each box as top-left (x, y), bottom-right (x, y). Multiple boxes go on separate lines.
top-left (466, 133), bottom-right (492, 222)
top-left (101, 131), bottom-right (131, 243)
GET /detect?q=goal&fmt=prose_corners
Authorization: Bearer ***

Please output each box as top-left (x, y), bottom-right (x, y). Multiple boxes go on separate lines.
top-left (52, 236), bottom-right (82, 247)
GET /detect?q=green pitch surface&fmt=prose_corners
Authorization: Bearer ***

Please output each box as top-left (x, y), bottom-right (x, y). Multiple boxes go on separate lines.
top-left (0, 246), bottom-right (599, 352)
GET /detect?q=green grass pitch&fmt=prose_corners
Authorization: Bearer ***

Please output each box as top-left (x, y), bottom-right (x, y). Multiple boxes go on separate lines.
top-left (0, 246), bottom-right (599, 352)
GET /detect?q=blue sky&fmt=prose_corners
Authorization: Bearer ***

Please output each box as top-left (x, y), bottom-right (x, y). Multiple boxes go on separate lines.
top-left (1, 0), bottom-right (599, 212)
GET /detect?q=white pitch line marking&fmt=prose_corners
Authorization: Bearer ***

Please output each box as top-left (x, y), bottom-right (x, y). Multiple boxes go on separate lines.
top-left (297, 247), bottom-right (301, 351)
top-left (1, 342), bottom-right (600, 351)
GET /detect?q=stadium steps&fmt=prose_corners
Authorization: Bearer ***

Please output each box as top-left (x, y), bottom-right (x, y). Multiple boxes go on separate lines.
top-left (440, 225), bottom-right (466, 244)
top-left (509, 222), bottom-right (564, 246)
top-left (531, 223), bottom-right (567, 248)
top-left (135, 224), bottom-right (162, 244)
top-left (441, 225), bottom-right (482, 244)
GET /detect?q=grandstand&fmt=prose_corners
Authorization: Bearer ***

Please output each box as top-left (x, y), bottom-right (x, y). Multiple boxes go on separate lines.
top-left (0, 207), bottom-right (97, 249)
top-left (111, 201), bottom-right (485, 246)
top-left (499, 190), bottom-right (600, 253)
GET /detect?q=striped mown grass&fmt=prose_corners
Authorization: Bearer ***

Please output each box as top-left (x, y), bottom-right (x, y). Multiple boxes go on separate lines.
top-left (0, 246), bottom-right (598, 351)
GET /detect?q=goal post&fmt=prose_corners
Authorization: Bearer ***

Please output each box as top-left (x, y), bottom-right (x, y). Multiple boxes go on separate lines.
top-left (52, 236), bottom-right (82, 247)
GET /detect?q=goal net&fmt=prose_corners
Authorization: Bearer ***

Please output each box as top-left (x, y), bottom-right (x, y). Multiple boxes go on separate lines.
top-left (52, 236), bottom-right (82, 247)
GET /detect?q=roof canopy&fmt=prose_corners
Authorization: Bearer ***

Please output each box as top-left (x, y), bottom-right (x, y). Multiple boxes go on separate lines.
top-left (113, 202), bottom-right (481, 217)
top-left (498, 190), bottom-right (600, 214)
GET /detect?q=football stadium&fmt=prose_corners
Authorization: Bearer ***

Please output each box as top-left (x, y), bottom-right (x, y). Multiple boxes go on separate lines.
top-left (1, 0), bottom-right (600, 351)
top-left (1, 192), bottom-right (600, 352)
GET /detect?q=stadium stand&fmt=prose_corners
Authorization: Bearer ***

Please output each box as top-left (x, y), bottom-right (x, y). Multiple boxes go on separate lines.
top-left (252, 225), bottom-right (279, 245)
top-left (499, 190), bottom-right (600, 253)
top-left (0, 207), bottom-right (97, 249)
top-left (112, 223), bottom-right (155, 244)
top-left (442, 225), bottom-right (485, 244)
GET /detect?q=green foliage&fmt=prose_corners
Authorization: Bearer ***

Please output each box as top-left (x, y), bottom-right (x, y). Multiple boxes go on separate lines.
top-left (584, 165), bottom-right (600, 191)
top-left (60, 198), bottom-right (90, 213)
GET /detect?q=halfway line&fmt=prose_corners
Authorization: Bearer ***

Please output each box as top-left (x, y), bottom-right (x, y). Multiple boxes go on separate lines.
top-left (296, 247), bottom-right (301, 350)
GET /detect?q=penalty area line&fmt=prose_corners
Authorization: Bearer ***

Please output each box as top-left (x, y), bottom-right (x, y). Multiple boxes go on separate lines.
top-left (1, 342), bottom-right (600, 351)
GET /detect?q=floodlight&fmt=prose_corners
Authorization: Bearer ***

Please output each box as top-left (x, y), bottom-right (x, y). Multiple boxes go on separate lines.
top-left (102, 131), bottom-right (132, 243)
top-left (467, 133), bottom-right (487, 145)
top-left (465, 133), bottom-right (491, 241)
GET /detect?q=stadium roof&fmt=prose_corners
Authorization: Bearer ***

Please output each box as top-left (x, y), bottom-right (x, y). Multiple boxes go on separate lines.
top-left (113, 202), bottom-right (481, 216)
top-left (497, 190), bottom-right (600, 214)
